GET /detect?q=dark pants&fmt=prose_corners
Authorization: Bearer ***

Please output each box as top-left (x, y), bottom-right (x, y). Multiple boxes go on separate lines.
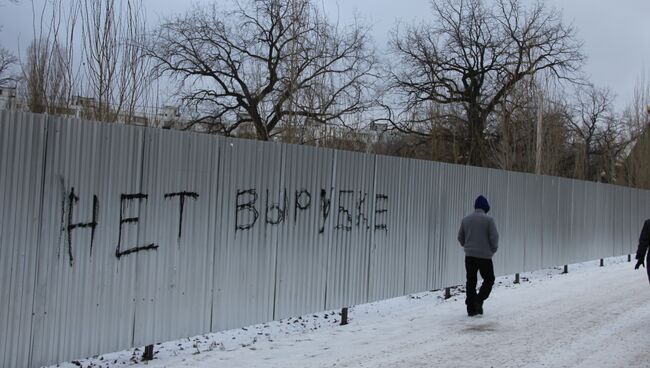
top-left (646, 252), bottom-right (650, 284)
top-left (465, 256), bottom-right (495, 309)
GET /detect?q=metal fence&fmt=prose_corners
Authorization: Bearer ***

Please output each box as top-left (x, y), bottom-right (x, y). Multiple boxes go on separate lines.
top-left (1, 111), bottom-right (648, 367)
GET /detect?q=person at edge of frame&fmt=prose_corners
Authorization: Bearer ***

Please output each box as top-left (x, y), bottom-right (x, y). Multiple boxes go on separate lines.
top-left (458, 195), bottom-right (499, 317)
top-left (634, 218), bottom-right (650, 282)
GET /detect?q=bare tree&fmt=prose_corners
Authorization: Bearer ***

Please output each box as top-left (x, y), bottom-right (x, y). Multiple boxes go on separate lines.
top-left (149, 0), bottom-right (376, 140)
top-left (18, 0), bottom-right (154, 122)
top-left (619, 74), bottom-right (650, 189)
top-left (24, 39), bottom-right (52, 113)
top-left (20, 0), bottom-right (77, 113)
top-left (0, 28), bottom-right (18, 87)
top-left (387, 0), bottom-right (583, 166)
top-left (539, 102), bottom-right (574, 178)
top-left (0, 47), bottom-right (17, 88)
top-left (564, 85), bottom-right (615, 180)
top-left (490, 79), bottom-right (537, 172)
top-left (593, 115), bottom-right (631, 183)
top-left (78, 0), bottom-right (153, 123)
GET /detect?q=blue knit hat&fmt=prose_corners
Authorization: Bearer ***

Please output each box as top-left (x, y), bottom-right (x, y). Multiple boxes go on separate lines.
top-left (474, 195), bottom-right (490, 213)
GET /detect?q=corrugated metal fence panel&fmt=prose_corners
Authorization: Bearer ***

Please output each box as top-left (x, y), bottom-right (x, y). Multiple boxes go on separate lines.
top-left (486, 168), bottom-right (511, 276)
top-left (503, 172), bottom-right (527, 274)
top-left (636, 190), bottom-right (650, 247)
top-left (30, 116), bottom-right (144, 367)
top-left (630, 189), bottom-right (642, 256)
top-left (624, 186), bottom-right (636, 255)
top-left (570, 180), bottom-right (587, 265)
top-left (523, 173), bottom-right (543, 272)
top-left (541, 176), bottom-right (560, 269)
top-left (132, 128), bottom-right (218, 346)
top-left (621, 185), bottom-right (634, 256)
top-left (273, 144), bottom-right (334, 320)
top-left (0, 111), bottom-right (45, 368)
top-left (593, 183), bottom-right (611, 258)
top-left (211, 137), bottom-right (284, 331)
top-left (584, 182), bottom-right (601, 260)
top-left (627, 189), bottom-right (637, 256)
top-left (605, 184), bottom-right (615, 257)
top-left (2, 111), bottom-right (649, 367)
top-left (602, 185), bottom-right (624, 255)
top-left (324, 150), bottom-right (376, 309)
top-left (557, 178), bottom-right (575, 265)
top-left (634, 190), bottom-right (650, 252)
top-left (583, 181), bottom-right (599, 260)
top-left (435, 163), bottom-right (467, 289)
top-left (636, 189), bottom-right (650, 253)
top-left (368, 155), bottom-right (409, 302)
top-left (404, 160), bottom-right (439, 294)
top-left (464, 166), bottom-right (490, 214)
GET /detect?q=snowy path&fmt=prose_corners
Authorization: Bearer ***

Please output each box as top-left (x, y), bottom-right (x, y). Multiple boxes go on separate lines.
top-left (141, 260), bottom-right (650, 368)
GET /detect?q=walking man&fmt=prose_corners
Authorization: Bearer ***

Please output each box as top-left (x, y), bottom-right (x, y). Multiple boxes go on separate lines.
top-left (458, 195), bottom-right (499, 316)
top-left (634, 218), bottom-right (650, 282)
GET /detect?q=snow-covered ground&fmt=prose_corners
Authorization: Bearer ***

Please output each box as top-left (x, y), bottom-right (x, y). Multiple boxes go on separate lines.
top-left (50, 256), bottom-right (650, 368)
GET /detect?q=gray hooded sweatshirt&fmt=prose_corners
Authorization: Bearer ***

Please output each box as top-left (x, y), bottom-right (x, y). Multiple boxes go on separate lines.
top-left (458, 209), bottom-right (499, 259)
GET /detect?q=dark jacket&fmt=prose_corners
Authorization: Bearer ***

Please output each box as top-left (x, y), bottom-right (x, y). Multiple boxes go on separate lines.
top-left (636, 219), bottom-right (650, 262)
top-left (458, 209), bottom-right (499, 259)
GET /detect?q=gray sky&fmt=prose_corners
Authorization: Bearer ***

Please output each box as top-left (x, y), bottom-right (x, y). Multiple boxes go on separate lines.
top-left (1, 0), bottom-right (649, 111)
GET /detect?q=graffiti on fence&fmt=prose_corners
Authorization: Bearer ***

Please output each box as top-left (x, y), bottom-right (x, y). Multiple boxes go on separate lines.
top-left (62, 183), bottom-right (388, 266)
top-left (235, 187), bottom-right (388, 233)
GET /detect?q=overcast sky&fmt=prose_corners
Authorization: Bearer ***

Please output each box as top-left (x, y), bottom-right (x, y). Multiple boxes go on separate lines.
top-left (1, 0), bottom-right (648, 111)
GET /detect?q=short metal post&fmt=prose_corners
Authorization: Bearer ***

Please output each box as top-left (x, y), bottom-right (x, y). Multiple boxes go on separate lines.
top-left (444, 287), bottom-right (451, 299)
top-left (563, 265), bottom-right (568, 274)
top-left (142, 344), bottom-right (154, 361)
top-left (514, 273), bottom-right (520, 284)
top-left (600, 259), bottom-right (604, 267)
top-left (628, 254), bottom-right (632, 262)
top-left (340, 307), bottom-right (349, 326)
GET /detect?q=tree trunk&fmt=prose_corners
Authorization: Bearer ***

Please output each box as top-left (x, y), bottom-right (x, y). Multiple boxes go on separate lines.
top-left (467, 108), bottom-right (486, 166)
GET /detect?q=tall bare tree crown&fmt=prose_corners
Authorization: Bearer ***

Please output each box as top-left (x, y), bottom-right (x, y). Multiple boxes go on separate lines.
top-left (387, 0), bottom-right (584, 165)
top-left (149, 0), bottom-right (377, 140)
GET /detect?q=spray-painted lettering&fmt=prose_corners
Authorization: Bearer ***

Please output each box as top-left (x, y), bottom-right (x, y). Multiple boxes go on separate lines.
top-left (164, 191), bottom-right (199, 239)
top-left (115, 193), bottom-right (158, 258)
top-left (232, 187), bottom-right (388, 233)
top-left (65, 187), bottom-right (99, 266)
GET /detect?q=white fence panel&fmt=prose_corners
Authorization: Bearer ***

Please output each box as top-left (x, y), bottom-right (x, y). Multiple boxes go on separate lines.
top-left (0, 112), bottom-right (648, 367)
top-left (0, 112), bottom-right (45, 368)
top-left (132, 128), bottom-right (218, 346)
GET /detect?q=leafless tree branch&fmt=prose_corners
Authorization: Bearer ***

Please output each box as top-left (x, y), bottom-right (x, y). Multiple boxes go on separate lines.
top-left (148, 0), bottom-right (377, 140)
top-left (387, 0), bottom-right (584, 166)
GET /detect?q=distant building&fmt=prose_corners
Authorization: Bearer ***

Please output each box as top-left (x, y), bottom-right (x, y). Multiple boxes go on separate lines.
top-left (0, 91), bottom-right (180, 128)
top-left (71, 95), bottom-right (96, 109)
top-left (158, 105), bottom-right (181, 128)
top-left (0, 87), bottom-right (17, 111)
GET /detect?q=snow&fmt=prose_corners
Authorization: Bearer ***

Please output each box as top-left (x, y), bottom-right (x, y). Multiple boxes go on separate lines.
top-left (49, 256), bottom-right (650, 368)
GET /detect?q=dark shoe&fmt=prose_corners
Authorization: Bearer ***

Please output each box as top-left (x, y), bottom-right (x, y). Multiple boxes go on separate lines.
top-left (475, 300), bottom-right (484, 315)
top-left (467, 305), bottom-right (478, 316)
